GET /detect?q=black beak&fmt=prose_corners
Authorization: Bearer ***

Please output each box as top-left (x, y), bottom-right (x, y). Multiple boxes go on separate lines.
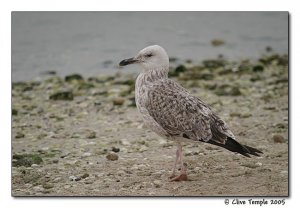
top-left (119, 57), bottom-right (138, 66)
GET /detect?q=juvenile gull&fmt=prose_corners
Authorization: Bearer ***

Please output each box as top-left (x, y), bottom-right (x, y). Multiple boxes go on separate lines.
top-left (119, 45), bottom-right (262, 181)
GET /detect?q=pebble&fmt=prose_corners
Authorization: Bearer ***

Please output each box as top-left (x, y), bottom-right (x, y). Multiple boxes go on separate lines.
top-left (43, 183), bottom-right (54, 189)
top-left (65, 74), bottom-right (83, 82)
top-left (280, 170), bottom-right (288, 175)
top-left (137, 164), bottom-right (147, 169)
top-left (84, 180), bottom-right (93, 184)
top-left (117, 170), bottom-right (126, 176)
top-left (66, 160), bottom-right (79, 165)
top-left (49, 91), bottom-right (74, 101)
top-left (45, 173), bottom-right (51, 178)
top-left (242, 162), bottom-right (260, 169)
top-left (205, 146), bottom-right (219, 150)
top-left (12, 108), bottom-right (18, 116)
top-left (53, 177), bottom-right (61, 183)
top-left (152, 171), bottom-right (163, 178)
top-left (33, 185), bottom-right (44, 192)
top-left (138, 146), bottom-right (148, 153)
top-left (255, 162), bottom-right (263, 167)
top-left (87, 131), bottom-right (96, 139)
top-left (106, 153), bottom-right (119, 161)
top-left (153, 180), bottom-right (162, 188)
top-left (82, 152), bottom-right (92, 157)
top-left (119, 188), bottom-right (127, 192)
top-left (272, 134), bottom-right (285, 143)
top-left (81, 173), bottom-right (89, 179)
top-left (15, 132), bottom-right (25, 139)
top-left (112, 146), bottom-right (120, 152)
top-left (52, 159), bottom-right (59, 164)
top-left (113, 97), bottom-right (125, 106)
top-left (69, 175), bottom-right (80, 181)
top-left (211, 39), bottom-right (225, 47)
top-left (274, 123), bottom-right (286, 129)
top-left (131, 164), bottom-right (139, 171)
top-left (121, 139), bottom-right (130, 146)
top-left (240, 112), bottom-right (252, 118)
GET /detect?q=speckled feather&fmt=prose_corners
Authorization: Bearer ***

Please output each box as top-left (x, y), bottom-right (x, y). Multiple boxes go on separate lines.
top-left (121, 45), bottom-right (262, 158)
top-left (135, 70), bottom-right (235, 144)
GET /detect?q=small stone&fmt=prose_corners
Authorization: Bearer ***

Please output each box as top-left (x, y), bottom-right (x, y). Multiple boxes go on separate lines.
top-left (117, 170), bottom-right (126, 176)
top-left (138, 146), bottom-right (148, 153)
top-left (252, 65), bottom-right (264, 72)
top-left (265, 46), bottom-right (273, 52)
top-left (52, 159), bottom-right (59, 164)
top-left (169, 57), bottom-right (178, 62)
top-left (106, 153), bottom-right (118, 161)
top-left (280, 170), bottom-right (288, 175)
top-left (81, 173), bottom-right (89, 179)
top-left (205, 146), bottom-right (219, 151)
top-left (113, 97), bottom-right (125, 106)
top-left (31, 164), bottom-right (39, 168)
top-left (82, 152), bottom-right (92, 157)
top-left (53, 177), bottom-right (61, 183)
top-left (152, 172), bottom-right (161, 178)
top-left (214, 85), bottom-right (242, 96)
top-left (87, 131), bottom-right (96, 139)
top-left (255, 162), bottom-right (263, 167)
top-left (15, 132), bottom-right (25, 139)
top-left (43, 183), bottom-right (54, 189)
top-left (230, 112), bottom-right (241, 117)
top-left (137, 164), bottom-right (147, 169)
top-left (12, 108), bottom-right (18, 116)
top-left (49, 91), bottom-right (73, 101)
top-left (130, 164), bottom-right (139, 171)
top-left (71, 132), bottom-right (81, 139)
top-left (111, 147), bottom-right (120, 153)
top-left (173, 65), bottom-right (187, 76)
top-left (42, 190), bottom-right (51, 194)
top-left (84, 180), bottom-right (93, 184)
top-left (153, 180), bottom-right (162, 188)
top-left (69, 175), bottom-right (81, 181)
top-left (43, 70), bottom-right (57, 75)
top-left (274, 123), bottom-right (286, 129)
top-left (94, 101), bottom-right (102, 106)
top-left (242, 162), bottom-right (260, 169)
top-left (78, 82), bottom-right (95, 90)
top-left (65, 74), bottom-right (84, 82)
top-left (33, 185), bottom-right (44, 192)
top-left (241, 113), bottom-right (252, 118)
top-left (272, 134), bottom-right (285, 143)
top-left (211, 39), bottom-right (225, 47)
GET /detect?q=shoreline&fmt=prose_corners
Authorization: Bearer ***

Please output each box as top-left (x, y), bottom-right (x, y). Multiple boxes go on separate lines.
top-left (12, 53), bottom-right (288, 196)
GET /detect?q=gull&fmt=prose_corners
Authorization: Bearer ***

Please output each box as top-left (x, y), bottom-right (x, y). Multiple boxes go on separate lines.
top-left (119, 45), bottom-right (262, 181)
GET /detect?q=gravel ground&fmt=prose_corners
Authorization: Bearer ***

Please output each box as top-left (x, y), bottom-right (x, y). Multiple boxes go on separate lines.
top-left (12, 54), bottom-right (288, 196)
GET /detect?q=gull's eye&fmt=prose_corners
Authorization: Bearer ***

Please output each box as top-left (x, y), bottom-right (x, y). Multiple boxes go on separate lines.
top-left (145, 53), bottom-right (153, 58)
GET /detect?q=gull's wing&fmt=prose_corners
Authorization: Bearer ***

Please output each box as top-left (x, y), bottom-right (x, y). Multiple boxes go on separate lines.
top-left (144, 79), bottom-right (234, 143)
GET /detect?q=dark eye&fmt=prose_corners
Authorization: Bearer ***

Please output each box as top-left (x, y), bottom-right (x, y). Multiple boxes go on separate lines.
top-left (145, 53), bottom-right (153, 57)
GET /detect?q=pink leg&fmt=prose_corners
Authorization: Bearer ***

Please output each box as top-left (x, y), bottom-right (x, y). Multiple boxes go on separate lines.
top-left (169, 145), bottom-right (180, 178)
top-left (170, 142), bottom-right (188, 181)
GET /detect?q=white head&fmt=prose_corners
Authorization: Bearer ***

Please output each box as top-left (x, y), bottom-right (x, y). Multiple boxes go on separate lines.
top-left (119, 45), bottom-right (169, 71)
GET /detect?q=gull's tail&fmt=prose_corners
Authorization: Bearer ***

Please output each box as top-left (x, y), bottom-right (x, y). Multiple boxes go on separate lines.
top-left (206, 137), bottom-right (263, 157)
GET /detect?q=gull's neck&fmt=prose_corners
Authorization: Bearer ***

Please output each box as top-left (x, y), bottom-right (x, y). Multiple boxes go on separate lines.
top-left (140, 66), bottom-right (169, 82)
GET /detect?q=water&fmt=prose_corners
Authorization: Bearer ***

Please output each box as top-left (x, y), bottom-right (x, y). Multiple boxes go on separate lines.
top-left (12, 12), bottom-right (288, 81)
